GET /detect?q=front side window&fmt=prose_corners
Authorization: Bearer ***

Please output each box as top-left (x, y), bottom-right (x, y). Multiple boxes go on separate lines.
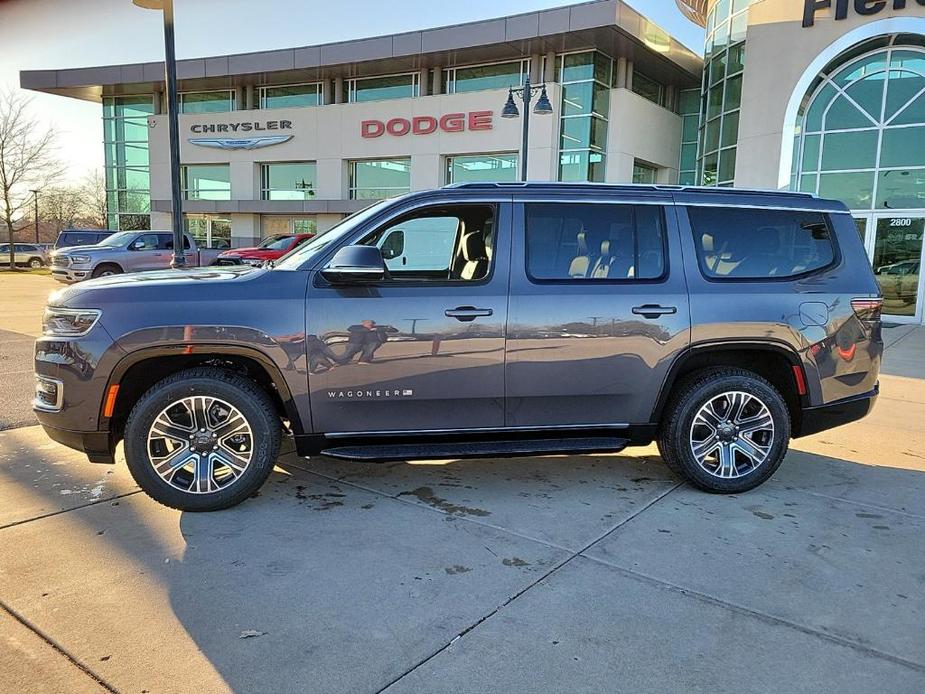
top-left (181, 165), bottom-right (231, 200)
top-left (447, 60), bottom-right (528, 94)
top-left (358, 205), bottom-right (495, 281)
top-left (525, 203), bottom-right (667, 281)
top-left (349, 159), bottom-right (411, 200)
top-left (688, 207), bottom-right (836, 279)
top-left (179, 90), bottom-right (235, 114)
top-left (446, 153), bottom-right (518, 183)
top-left (131, 233), bottom-right (159, 251)
top-left (261, 162), bottom-right (317, 200)
top-left (349, 74), bottom-right (418, 103)
top-left (259, 84), bottom-right (322, 109)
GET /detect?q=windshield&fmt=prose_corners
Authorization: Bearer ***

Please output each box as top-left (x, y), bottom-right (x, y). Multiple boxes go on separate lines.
top-left (273, 200), bottom-right (394, 271)
top-left (97, 231), bottom-right (138, 247)
top-left (258, 235), bottom-right (293, 251)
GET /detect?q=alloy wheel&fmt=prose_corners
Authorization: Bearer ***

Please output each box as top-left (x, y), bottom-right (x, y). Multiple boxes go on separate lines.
top-left (689, 390), bottom-right (775, 479)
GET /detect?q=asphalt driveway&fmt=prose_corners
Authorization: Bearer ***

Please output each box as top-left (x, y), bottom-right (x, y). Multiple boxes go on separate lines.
top-left (1, 270), bottom-right (923, 692)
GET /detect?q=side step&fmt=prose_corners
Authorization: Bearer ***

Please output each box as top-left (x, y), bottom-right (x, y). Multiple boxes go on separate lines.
top-left (320, 436), bottom-right (629, 462)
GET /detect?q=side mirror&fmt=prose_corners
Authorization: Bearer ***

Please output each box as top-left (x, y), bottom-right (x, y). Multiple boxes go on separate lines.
top-left (321, 245), bottom-right (386, 284)
top-left (131, 240), bottom-right (146, 250)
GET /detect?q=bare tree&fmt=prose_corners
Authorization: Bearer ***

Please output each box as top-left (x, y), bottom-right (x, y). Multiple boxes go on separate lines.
top-left (79, 169), bottom-right (108, 228)
top-left (42, 186), bottom-right (84, 235)
top-left (0, 89), bottom-right (63, 269)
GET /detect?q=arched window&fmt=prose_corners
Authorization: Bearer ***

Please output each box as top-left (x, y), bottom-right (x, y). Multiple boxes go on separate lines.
top-left (792, 36), bottom-right (925, 211)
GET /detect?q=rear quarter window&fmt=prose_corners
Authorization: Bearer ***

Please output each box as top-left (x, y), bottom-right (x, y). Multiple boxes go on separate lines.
top-left (687, 206), bottom-right (836, 280)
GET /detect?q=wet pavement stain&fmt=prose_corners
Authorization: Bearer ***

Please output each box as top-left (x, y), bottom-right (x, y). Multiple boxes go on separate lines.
top-left (502, 557), bottom-right (529, 567)
top-left (398, 486), bottom-right (491, 517)
top-left (444, 565), bottom-right (472, 575)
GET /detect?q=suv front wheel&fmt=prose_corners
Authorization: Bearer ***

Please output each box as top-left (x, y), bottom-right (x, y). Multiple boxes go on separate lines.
top-left (123, 367), bottom-right (282, 511)
top-left (657, 368), bottom-right (790, 493)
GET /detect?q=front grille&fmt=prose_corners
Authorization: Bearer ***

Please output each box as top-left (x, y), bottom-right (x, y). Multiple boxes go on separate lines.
top-left (51, 255), bottom-right (70, 267)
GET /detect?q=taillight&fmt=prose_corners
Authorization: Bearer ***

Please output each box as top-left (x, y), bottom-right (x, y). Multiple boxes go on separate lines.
top-left (851, 298), bottom-right (883, 322)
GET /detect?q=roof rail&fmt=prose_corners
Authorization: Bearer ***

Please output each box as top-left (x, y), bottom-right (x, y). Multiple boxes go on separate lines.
top-left (442, 181), bottom-right (816, 198)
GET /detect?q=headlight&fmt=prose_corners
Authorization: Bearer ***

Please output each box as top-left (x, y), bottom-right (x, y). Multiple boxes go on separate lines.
top-left (42, 307), bottom-right (101, 336)
top-left (70, 255), bottom-right (92, 264)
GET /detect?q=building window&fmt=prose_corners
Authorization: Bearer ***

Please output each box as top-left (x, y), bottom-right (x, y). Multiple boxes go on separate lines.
top-left (678, 88), bottom-right (700, 185)
top-left (184, 215), bottom-right (231, 249)
top-left (348, 74), bottom-right (418, 103)
top-left (103, 95), bottom-right (153, 231)
top-left (181, 165), bottom-right (231, 200)
top-left (557, 51), bottom-right (612, 182)
top-left (446, 153), bottom-right (518, 183)
top-left (349, 159), bottom-right (411, 199)
top-left (792, 38), bottom-right (925, 212)
top-left (631, 71), bottom-right (665, 107)
top-left (632, 161), bottom-right (658, 184)
top-left (260, 216), bottom-right (318, 237)
top-left (261, 162), bottom-right (317, 200)
top-left (695, 0), bottom-right (754, 186)
top-left (179, 90), bottom-right (235, 114)
top-left (446, 60), bottom-right (529, 94)
top-left (259, 83), bottom-right (322, 109)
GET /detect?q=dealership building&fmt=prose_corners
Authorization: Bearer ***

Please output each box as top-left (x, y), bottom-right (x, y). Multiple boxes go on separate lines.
top-left (18, 0), bottom-right (925, 322)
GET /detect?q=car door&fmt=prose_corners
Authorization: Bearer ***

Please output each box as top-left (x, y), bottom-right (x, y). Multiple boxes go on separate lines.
top-left (505, 195), bottom-right (690, 428)
top-left (125, 233), bottom-right (163, 271)
top-left (306, 199), bottom-right (511, 434)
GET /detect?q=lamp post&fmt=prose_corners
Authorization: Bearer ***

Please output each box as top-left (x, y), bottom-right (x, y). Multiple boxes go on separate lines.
top-left (29, 189), bottom-right (39, 243)
top-left (132, 0), bottom-right (185, 268)
top-left (500, 75), bottom-right (553, 181)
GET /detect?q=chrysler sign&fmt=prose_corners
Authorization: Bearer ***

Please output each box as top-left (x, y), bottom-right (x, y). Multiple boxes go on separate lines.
top-left (188, 119), bottom-right (293, 150)
top-left (803, 0), bottom-right (925, 27)
top-left (361, 111), bottom-right (493, 138)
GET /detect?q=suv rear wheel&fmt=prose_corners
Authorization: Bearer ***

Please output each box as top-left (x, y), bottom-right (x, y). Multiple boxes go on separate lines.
top-left (657, 368), bottom-right (790, 493)
top-left (123, 367), bottom-right (281, 511)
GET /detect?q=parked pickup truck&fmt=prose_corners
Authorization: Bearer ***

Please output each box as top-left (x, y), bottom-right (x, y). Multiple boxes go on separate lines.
top-left (49, 231), bottom-right (222, 283)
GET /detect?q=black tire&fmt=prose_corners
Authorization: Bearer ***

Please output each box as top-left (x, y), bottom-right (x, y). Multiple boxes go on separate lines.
top-left (28, 257), bottom-right (44, 269)
top-left (657, 367), bottom-right (790, 493)
top-left (92, 263), bottom-right (123, 278)
top-left (123, 367), bottom-right (281, 511)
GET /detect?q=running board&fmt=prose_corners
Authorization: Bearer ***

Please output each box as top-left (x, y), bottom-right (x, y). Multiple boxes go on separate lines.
top-left (320, 437), bottom-right (629, 462)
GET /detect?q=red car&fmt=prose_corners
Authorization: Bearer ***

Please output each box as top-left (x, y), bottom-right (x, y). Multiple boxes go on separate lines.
top-left (213, 233), bottom-right (315, 266)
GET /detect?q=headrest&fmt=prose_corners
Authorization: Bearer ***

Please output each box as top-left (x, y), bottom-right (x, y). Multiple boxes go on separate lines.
top-left (456, 219), bottom-right (466, 237)
top-left (599, 240), bottom-right (610, 256)
top-left (462, 232), bottom-right (487, 262)
top-left (577, 231), bottom-right (588, 255)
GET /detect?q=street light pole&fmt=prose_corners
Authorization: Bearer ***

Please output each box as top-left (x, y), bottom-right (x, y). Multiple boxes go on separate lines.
top-left (29, 189), bottom-right (39, 243)
top-left (501, 76), bottom-right (553, 181)
top-left (133, 0), bottom-right (185, 268)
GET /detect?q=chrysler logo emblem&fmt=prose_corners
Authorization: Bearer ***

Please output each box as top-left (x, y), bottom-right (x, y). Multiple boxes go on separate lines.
top-left (189, 134), bottom-right (293, 150)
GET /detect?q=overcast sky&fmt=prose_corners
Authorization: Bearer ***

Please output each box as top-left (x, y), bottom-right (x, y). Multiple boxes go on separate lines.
top-left (0, 0), bottom-right (703, 182)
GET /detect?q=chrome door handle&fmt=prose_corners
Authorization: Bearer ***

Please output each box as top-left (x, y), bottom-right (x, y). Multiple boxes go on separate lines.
top-left (631, 304), bottom-right (677, 319)
top-left (445, 306), bottom-right (493, 322)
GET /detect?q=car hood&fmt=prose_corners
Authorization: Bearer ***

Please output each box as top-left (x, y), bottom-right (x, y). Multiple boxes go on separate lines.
top-left (49, 265), bottom-right (261, 307)
top-left (55, 244), bottom-right (116, 254)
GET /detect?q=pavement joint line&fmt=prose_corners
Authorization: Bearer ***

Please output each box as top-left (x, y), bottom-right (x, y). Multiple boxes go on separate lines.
top-left (884, 328), bottom-right (916, 350)
top-left (0, 598), bottom-right (119, 693)
top-left (577, 553), bottom-right (925, 674)
top-left (769, 483), bottom-right (925, 520)
top-left (0, 490), bottom-right (142, 532)
top-left (374, 481), bottom-right (685, 693)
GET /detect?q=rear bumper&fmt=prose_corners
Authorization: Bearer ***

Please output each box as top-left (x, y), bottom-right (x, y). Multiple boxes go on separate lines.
top-left (797, 384), bottom-right (879, 438)
top-left (38, 418), bottom-right (114, 464)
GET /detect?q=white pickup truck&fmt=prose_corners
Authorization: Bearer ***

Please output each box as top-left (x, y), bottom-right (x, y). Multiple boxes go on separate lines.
top-left (49, 231), bottom-right (223, 283)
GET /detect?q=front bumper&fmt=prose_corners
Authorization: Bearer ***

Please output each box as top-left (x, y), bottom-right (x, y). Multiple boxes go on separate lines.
top-left (37, 417), bottom-right (114, 463)
top-left (50, 266), bottom-right (90, 283)
top-left (797, 384), bottom-right (879, 438)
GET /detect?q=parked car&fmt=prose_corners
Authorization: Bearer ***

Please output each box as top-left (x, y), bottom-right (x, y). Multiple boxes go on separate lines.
top-left (34, 183), bottom-right (883, 511)
top-left (0, 243), bottom-right (47, 268)
top-left (212, 233), bottom-right (316, 266)
top-left (54, 229), bottom-right (114, 250)
top-left (48, 231), bottom-right (222, 283)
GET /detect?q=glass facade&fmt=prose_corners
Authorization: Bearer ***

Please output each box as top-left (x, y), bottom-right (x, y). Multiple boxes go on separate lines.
top-left (446, 60), bottom-right (529, 94)
top-left (678, 88), bottom-right (700, 184)
top-left (349, 159), bottom-right (412, 199)
top-left (446, 153), bottom-right (518, 183)
top-left (181, 165), bottom-right (231, 201)
top-left (558, 51), bottom-right (612, 182)
top-left (259, 84), bottom-right (322, 109)
top-left (792, 38), bottom-right (925, 211)
top-left (103, 95), bottom-right (152, 231)
top-left (261, 162), bottom-right (317, 200)
top-left (179, 90), bottom-right (235, 113)
top-left (184, 215), bottom-right (232, 249)
top-left (697, 0), bottom-right (754, 186)
top-left (349, 74), bottom-right (418, 103)
top-left (260, 216), bottom-right (318, 237)
top-left (632, 161), bottom-right (658, 183)
top-left (632, 71), bottom-right (666, 107)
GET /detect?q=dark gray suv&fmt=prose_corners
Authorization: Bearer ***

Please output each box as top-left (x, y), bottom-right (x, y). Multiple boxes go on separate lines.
top-left (34, 183), bottom-right (883, 511)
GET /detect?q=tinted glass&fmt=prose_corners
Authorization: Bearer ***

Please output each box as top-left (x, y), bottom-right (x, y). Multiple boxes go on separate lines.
top-left (261, 84), bottom-right (321, 109)
top-left (688, 207), bottom-right (836, 279)
top-left (351, 75), bottom-right (416, 102)
top-left (525, 203), bottom-right (667, 281)
top-left (452, 61), bottom-right (523, 93)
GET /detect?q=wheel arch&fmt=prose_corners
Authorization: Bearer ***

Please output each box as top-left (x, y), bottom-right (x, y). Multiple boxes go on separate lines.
top-left (651, 340), bottom-right (807, 434)
top-left (103, 344), bottom-right (303, 443)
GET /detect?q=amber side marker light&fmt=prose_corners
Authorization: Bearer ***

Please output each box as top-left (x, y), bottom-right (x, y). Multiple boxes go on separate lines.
top-left (103, 384), bottom-right (120, 418)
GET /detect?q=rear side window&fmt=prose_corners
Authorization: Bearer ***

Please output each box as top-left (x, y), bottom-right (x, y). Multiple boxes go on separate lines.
top-left (688, 207), bottom-right (836, 280)
top-left (525, 203), bottom-right (667, 281)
